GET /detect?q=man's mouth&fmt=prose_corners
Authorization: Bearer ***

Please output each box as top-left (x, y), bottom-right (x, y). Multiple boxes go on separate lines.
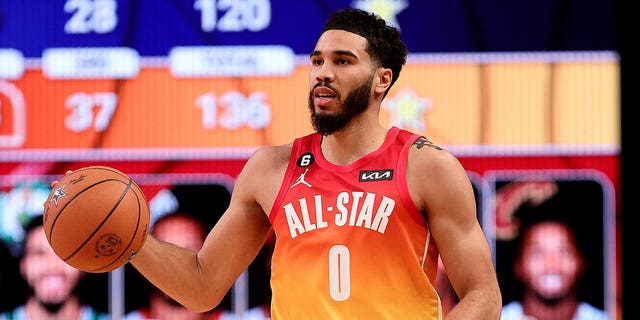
top-left (313, 87), bottom-right (336, 105)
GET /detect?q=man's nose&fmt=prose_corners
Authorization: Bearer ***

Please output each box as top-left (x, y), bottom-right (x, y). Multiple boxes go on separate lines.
top-left (316, 64), bottom-right (335, 82)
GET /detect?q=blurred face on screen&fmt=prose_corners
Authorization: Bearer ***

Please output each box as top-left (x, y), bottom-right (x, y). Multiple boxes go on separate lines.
top-left (20, 225), bottom-right (82, 308)
top-left (149, 213), bottom-right (208, 320)
top-left (514, 221), bottom-right (584, 302)
top-left (152, 214), bottom-right (206, 252)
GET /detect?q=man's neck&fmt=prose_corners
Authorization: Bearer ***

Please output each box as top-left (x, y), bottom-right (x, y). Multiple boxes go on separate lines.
top-left (521, 293), bottom-right (580, 320)
top-left (320, 120), bottom-right (388, 165)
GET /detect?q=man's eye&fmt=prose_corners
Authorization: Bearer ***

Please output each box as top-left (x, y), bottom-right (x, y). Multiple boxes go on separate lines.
top-left (337, 59), bottom-right (349, 65)
top-left (311, 59), bottom-right (323, 66)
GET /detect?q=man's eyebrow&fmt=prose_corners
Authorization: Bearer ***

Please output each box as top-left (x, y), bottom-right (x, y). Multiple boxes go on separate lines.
top-left (310, 50), bottom-right (358, 59)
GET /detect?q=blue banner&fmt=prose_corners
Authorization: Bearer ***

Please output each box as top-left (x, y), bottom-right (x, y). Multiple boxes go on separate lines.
top-left (0, 0), bottom-right (615, 58)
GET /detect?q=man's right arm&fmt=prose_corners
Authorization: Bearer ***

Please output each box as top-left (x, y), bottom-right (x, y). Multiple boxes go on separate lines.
top-left (130, 147), bottom-right (276, 312)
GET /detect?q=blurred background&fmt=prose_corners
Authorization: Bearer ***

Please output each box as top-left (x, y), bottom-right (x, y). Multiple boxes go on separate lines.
top-left (0, 1), bottom-right (628, 319)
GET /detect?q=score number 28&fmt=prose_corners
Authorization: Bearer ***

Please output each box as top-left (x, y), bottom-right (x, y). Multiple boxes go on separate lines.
top-left (64, 0), bottom-right (271, 34)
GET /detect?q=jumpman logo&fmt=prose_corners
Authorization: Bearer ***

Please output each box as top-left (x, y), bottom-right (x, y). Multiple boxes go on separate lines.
top-left (290, 168), bottom-right (312, 188)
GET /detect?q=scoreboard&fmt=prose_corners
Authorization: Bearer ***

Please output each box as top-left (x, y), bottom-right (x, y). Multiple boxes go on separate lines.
top-left (0, 51), bottom-right (620, 158)
top-left (0, 0), bottom-right (616, 57)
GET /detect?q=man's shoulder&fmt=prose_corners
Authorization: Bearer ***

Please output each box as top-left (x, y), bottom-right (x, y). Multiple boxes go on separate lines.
top-left (249, 143), bottom-right (293, 165)
top-left (499, 301), bottom-right (526, 320)
top-left (239, 143), bottom-right (293, 188)
top-left (0, 305), bottom-right (26, 320)
top-left (79, 306), bottom-right (109, 320)
top-left (123, 308), bottom-right (150, 320)
top-left (407, 136), bottom-right (463, 176)
top-left (576, 302), bottom-right (609, 319)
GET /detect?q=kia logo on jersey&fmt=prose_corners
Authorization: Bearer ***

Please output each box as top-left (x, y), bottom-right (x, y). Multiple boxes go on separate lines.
top-left (359, 169), bottom-right (394, 182)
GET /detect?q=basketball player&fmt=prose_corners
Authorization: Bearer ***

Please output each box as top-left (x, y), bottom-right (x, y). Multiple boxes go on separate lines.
top-left (0, 215), bottom-right (108, 320)
top-left (53, 8), bottom-right (502, 319)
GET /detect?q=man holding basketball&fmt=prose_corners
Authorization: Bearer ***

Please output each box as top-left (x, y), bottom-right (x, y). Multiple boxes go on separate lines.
top-left (52, 8), bottom-right (502, 319)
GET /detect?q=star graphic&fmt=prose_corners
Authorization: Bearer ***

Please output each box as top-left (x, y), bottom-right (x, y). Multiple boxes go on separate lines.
top-left (352, 0), bottom-right (409, 30)
top-left (383, 88), bottom-right (432, 132)
top-left (50, 185), bottom-right (67, 206)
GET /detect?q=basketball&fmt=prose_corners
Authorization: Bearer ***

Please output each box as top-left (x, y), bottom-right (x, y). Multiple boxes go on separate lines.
top-left (42, 166), bottom-right (150, 273)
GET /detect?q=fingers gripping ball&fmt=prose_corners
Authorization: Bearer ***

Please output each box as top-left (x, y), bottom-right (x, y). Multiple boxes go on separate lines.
top-left (43, 166), bottom-right (150, 273)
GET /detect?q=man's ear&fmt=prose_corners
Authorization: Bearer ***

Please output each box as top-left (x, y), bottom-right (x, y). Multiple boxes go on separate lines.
top-left (19, 256), bottom-right (26, 279)
top-left (513, 257), bottom-right (524, 280)
top-left (375, 68), bottom-right (392, 94)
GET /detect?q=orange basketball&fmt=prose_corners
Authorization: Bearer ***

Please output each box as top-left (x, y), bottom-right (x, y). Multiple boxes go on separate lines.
top-left (43, 166), bottom-right (150, 273)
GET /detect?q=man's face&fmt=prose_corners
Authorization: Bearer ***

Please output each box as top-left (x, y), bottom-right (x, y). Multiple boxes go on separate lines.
top-left (308, 29), bottom-right (375, 135)
top-left (20, 226), bottom-right (82, 305)
top-left (515, 221), bottom-right (584, 301)
top-left (152, 215), bottom-right (205, 252)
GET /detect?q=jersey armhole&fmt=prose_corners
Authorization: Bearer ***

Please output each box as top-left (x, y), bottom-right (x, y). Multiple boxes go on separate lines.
top-left (268, 138), bottom-right (304, 223)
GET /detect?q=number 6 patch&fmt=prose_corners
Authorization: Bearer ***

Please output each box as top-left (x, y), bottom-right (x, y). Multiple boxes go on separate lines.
top-left (297, 152), bottom-right (314, 167)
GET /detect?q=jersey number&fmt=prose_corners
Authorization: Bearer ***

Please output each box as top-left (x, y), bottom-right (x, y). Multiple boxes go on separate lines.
top-left (328, 245), bottom-right (350, 301)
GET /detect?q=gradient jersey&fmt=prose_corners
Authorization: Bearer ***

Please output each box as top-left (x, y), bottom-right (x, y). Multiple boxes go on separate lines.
top-left (268, 127), bottom-right (442, 319)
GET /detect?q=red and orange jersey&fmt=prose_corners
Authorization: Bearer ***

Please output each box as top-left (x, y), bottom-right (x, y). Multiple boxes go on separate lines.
top-left (269, 127), bottom-right (442, 319)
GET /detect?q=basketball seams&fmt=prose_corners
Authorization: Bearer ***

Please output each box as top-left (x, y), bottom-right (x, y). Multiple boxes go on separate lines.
top-left (76, 165), bottom-right (130, 180)
top-left (48, 178), bottom-right (129, 245)
top-left (45, 166), bottom-right (150, 273)
top-left (97, 181), bottom-right (148, 272)
top-left (62, 178), bottom-right (135, 263)
top-left (87, 180), bottom-right (147, 273)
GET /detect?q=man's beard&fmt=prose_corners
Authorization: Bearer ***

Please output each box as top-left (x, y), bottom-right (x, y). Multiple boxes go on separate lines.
top-left (39, 300), bottom-right (65, 314)
top-left (534, 291), bottom-right (565, 307)
top-left (308, 75), bottom-right (373, 136)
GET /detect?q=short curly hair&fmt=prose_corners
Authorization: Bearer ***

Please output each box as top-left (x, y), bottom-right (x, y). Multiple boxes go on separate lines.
top-left (321, 8), bottom-right (408, 94)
